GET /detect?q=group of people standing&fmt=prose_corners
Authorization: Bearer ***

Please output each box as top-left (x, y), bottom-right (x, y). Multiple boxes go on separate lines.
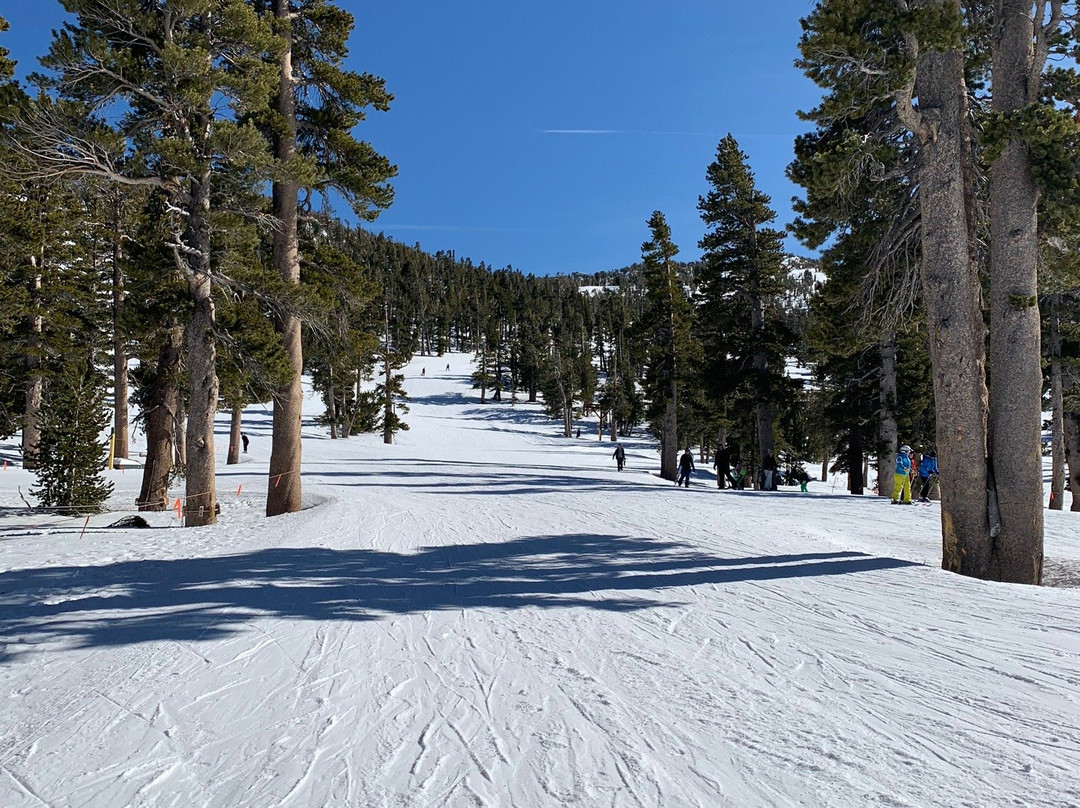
top-left (611, 442), bottom-right (810, 493)
top-left (892, 445), bottom-right (939, 504)
top-left (610, 440), bottom-right (938, 500)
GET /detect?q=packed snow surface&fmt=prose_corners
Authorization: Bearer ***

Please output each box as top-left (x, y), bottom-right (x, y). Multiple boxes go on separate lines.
top-left (1, 354), bottom-right (1079, 807)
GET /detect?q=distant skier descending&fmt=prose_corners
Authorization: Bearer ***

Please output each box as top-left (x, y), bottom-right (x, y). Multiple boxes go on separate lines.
top-left (613, 443), bottom-right (625, 471)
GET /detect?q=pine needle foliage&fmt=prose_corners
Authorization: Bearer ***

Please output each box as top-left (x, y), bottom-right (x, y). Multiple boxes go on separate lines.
top-left (30, 359), bottom-right (113, 514)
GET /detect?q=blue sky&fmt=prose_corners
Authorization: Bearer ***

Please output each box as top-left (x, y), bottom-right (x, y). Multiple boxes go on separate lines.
top-left (2, 1), bottom-right (822, 276)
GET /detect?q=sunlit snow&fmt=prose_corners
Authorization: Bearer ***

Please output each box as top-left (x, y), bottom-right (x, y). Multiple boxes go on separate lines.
top-left (1, 353), bottom-right (1078, 807)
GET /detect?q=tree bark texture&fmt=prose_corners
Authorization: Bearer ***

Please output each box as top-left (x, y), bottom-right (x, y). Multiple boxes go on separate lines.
top-left (137, 328), bottom-right (182, 511)
top-left (1049, 297), bottom-right (1064, 511)
top-left (266, 0), bottom-right (304, 517)
top-left (112, 195), bottom-right (129, 460)
top-left (22, 256), bottom-right (43, 470)
top-left (988, 0), bottom-right (1044, 583)
top-left (878, 333), bottom-right (899, 498)
top-left (174, 408), bottom-right (187, 468)
top-left (750, 289), bottom-right (775, 465)
top-left (184, 273), bottom-right (219, 527)
top-left (182, 177), bottom-right (218, 528)
top-left (383, 354), bottom-right (394, 445)
top-left (327, 368), bottom-right (338, 440)
top-left (660, 395), bottom-right (677, 481)
top-left (1065, 411), bottom-right (1080, 512)
top-left (227, 406), bottom-right (242, 465)
top-left (848, 426), bottom-right (863, 495)
top-left (914, 44), bottom-right (992, 576)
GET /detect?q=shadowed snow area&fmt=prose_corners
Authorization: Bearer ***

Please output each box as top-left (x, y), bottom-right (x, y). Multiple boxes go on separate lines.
top-left (1, 354), bottom-right (1078, 807)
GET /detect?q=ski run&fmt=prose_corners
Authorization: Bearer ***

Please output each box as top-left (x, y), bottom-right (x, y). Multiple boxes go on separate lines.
top-left (1, 353), bottom-right (1078, 808)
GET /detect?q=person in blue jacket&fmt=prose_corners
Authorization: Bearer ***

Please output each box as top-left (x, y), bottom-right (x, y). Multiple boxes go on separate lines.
top-left (892, 445), bottom-right (913, 504)
top-left (918, 450), bottom-right (939, 502)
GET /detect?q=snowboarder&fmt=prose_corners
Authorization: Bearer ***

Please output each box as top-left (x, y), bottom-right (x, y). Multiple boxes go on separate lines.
top-left (892, 445), bottom-right (913, 504)
top-left (677, 448), bottom-right (695, 487)
top-left (241, 433), bottom-right (249, 454)
top-left (713, 444), bottom-right (731, 489)
top-left (788, 462), bottom-right (810, 493)
top-left (613, 443), bottom-right (626, 471)
top-left (730, 460), bottom-right (747, 490)
top-left (918, 450), bottom-right (938, 502)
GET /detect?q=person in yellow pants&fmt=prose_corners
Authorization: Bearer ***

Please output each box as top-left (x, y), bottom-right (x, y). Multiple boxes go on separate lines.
top-left (892, 444), bottom-right (913, 504)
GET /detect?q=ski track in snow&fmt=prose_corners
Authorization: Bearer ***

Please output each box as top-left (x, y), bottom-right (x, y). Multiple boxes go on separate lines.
top-left (1, 353), bottom-right (1079, 807)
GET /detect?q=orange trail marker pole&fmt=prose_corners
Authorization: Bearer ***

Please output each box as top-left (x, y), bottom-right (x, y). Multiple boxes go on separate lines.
top-left (80, 515), bottom-right (90, 540)
top-left (174, 498), bottom-right (182, 518)
top-left (237, 484), bottom-right (242, 497)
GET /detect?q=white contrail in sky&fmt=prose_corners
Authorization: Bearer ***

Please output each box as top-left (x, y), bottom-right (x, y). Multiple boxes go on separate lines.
top-left (541, 129), bottom-right (623, 134)
top-left (540, 128), bottom-right (721, 137)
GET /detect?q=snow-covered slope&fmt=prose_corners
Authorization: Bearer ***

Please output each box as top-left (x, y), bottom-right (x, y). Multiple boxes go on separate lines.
top-left (1, 355), bottom-right (1078, 807)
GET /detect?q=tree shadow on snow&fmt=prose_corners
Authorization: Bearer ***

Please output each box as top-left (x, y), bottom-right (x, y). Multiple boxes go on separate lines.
top-left (0, 537), bottom-right (918, 659)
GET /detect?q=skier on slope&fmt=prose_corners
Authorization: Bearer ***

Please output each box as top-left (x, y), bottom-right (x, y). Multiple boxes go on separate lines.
top-left (892, 445), bottom-right (914, 504)
top-left (677, 448), bottom-right (695, 487)
top-left (918, 450), bottom-right (939, 503)
top-left (613, 443), bottom-right (626, 471)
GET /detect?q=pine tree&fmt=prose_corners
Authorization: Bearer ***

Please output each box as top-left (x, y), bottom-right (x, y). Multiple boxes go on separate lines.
top-left (30, 356), bottom-right (113, 514)
top-left (19, 1), bottom-right (279, 526)
top-left (795, 0), bottom-right (994, 576)
top-left (983, 1), bottom-right (1076, 581)
top-left (698, 136), bottom-right (789, 473)
top-left (638, 211), bottom-right (692, 480)
top-left (253, 0), bottom-right (395, 517)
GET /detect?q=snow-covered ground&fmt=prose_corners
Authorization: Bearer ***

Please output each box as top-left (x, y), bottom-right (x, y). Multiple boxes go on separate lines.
top-left (1, 353), bottom-right (1078, 808)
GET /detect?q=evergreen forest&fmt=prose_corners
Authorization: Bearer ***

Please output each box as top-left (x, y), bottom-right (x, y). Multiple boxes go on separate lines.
top-left (2, 1), bottom-right (1080, 587)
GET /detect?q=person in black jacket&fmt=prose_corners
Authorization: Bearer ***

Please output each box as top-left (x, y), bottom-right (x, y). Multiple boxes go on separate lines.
top-left (612, 443), bottom-right (626, 471)
top-left (761, 451), bottom-right (778, 491)
top-left (713, 444), bottom-right (731, 489)
top-left (677, 448), bottom-right (695, 487)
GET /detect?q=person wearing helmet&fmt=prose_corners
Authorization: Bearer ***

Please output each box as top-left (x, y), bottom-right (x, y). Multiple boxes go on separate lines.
top-left (918, 450), bottom-right (939, 502)
top-left (892, 445), bottom-right (913, 504)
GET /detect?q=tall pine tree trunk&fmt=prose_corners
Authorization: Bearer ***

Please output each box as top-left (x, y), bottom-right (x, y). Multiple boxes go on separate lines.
top-left (267, 0), bottom-right (304, 517)
top-left (22, 253), bottom-right (43, 470)
top-left (174, 407), bottom-right (187, 468)
top-left (913, 40), bottom-right (991, 576)
top-left (1049, 297), bottom-right (1065, 510)
top-left (848, 426), bottom-right (864, 495)
top-left (1064, 410), bottom-right (1080, 512)
top-left (383, 353), bottom-right (394, 445)
top-left (988, 0), bottom-right (1044, 583)
top-left (878, 333), bottom-right (898, 498)
top-left (327, 367), bottom-right (338, 440)
top-left (227, 406), bottom-right (242, 465)
top-left (182, 177), bottom-right (218, 528)
top-left (137, 327), bottom-right (182, 511)
top-left (750, 290), bottom-right (774, 465)
top-left (112, 194), bottom-right (129, 461)
top-left (660, 393), bottom-right (677, 481)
